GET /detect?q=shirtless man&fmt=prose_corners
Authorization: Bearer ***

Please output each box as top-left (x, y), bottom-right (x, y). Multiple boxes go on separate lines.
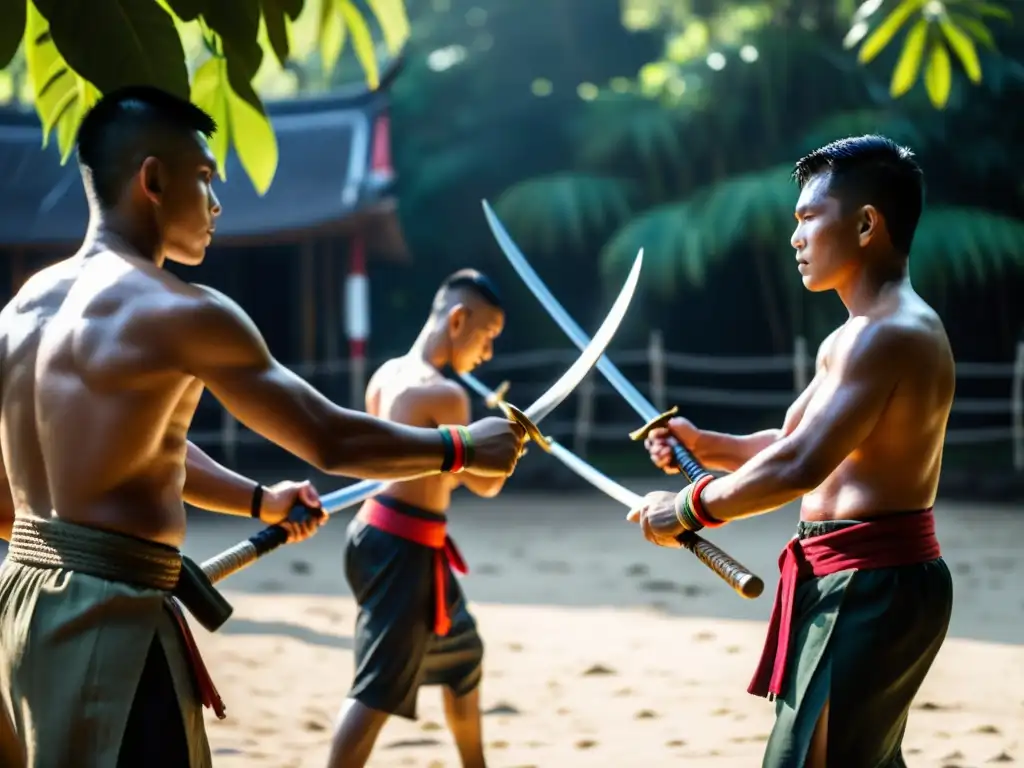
top-left (328, 270), bottom-right (509, 768)
top-left (0, 86), bottom-right (524, 768)
top-left (629, 135), bottom-right (955, 767)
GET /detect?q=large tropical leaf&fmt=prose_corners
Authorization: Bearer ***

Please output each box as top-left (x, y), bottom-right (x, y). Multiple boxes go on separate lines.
top-left (795, 108), bottom-right (933, 155)
top-left (599, 200), bottom-right (715, 293)
top-left (909, 207), bottom-right (1024, 298)
top-left (493, 173), bottom-right (637, 255)
top-left (23, 4), bottom-right (101, 163)
top-left (572, 93), bottom-right (696, 178)
top-left (600, 163), bottom-right (795, 294)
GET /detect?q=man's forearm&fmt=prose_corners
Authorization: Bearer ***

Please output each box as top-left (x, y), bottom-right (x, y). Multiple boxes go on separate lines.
top-left (184, 441), bottom-right (259, 516)
top-left (695, 429), bottom-right (782, 472)
top-left (317, 409), bottom-right (448, 480)
top-left (699, 436), bottom-right (818, 523)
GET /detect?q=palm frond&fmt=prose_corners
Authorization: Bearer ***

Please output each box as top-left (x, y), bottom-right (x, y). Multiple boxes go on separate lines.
top-left (600, 164), bottom-right (796, 295)
top-left (599, 200), bottom-right (711, 294)
top-left (797, 109), bottom-right (932, 155)
top-left (572, 93), bottom-right (697, 178)
top-left (493, 173), bottom-right (637, 255)
top-left (910, 207), bottom-right (1024, 299)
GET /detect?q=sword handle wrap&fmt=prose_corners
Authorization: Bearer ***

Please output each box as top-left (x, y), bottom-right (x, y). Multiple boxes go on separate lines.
top-left (200, 504), bottom-right (319, 584)
top-left (677, 530), bottom-right (765, 599)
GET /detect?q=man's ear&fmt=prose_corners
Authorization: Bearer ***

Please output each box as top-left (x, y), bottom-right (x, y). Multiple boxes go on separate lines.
top-left (446, 303), bottom-right (468, 335)
top-left (858, 204), bottom-right (882, 247)
top-left (139, 156), bottom-right (163, 205)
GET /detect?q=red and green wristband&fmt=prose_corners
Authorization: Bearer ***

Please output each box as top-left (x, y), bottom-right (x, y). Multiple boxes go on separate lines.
top-left (438, 425), bottom-right (475, 473)
top-left (673, 475), bottom-right (725, 531)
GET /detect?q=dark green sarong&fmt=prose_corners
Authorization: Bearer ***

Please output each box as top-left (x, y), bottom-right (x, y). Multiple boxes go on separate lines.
top-left (0, 518), bottom-right (214, 767)
top-left (761, 518), bottom-right (953, 767)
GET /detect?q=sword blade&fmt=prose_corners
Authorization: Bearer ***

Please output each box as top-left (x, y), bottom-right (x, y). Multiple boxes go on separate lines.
top-left (521, 248), bottom-right (643, 425)
top-left (482, 200), bottom-right (657, 422)
top-left (460, 371), bottom-right (764, 600)
top-left (318, 480), bottom-right (383, 514)
top-left (461, 372), bottom-right (643, 508)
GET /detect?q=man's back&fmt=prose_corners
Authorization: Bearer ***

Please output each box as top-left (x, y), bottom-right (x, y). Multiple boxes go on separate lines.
top-left (800, 286), bottom-right (955, 520)
top-left (0, 251), bottom-right (205, 546)
top-left (365, 356), bottom-right (458, 514)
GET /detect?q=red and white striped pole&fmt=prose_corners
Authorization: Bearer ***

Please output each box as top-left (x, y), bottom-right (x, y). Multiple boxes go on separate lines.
top-left (346, 235), bottom-right (369, 408)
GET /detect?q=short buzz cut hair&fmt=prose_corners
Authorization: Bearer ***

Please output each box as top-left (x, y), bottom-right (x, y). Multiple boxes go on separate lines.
top-left (431, 268), bottom-right (503, 315)
top-left (793, 134), bottom-right (925, 255)
top-left (75, 85), bottom-right (218, 210)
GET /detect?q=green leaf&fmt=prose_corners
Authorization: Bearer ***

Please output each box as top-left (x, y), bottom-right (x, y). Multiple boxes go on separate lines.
top-left (338, 0), bottom-right (379, 89)
top-left (366, 0), bottom-right (410, 55)
top-left (23, 4), bottom-right (99, 160)
top-left (202, 0), bottom-right (263, 80)
top-left (910, 207), bottom-right (1024, 299)
top-left (890, 18), bottom-right (928, 96)
top-left (858, 0), bottom-right (925, 64)
top-left (319, 0), bottom-right (345, 78)
top-left (974, 2), bottom-right (1012, 22)
top-left (190, 56), bottom-right (230, 181)
top-left (0, 0), bottom-right (26, 68)
top-left (225, 52), bottom-right (266, 119)
top-left (227, 74), bottom-right (278, 195)
top-left (949, 13), bottom-right (997, 50)
top-left (939, 17), bottom-right (982, 82)
top-left (261, 0), bottom-right (292, 68)
top-left (164, 0), bottom-right (204, 22)
top-left (31, 0), bottom-right (189, 99)
top-left (924, 39), bottom-right (952, 108)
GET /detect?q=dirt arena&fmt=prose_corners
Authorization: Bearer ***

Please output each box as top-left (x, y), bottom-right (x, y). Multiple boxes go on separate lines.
top-left (165, 478), bottom-right (1024, 767)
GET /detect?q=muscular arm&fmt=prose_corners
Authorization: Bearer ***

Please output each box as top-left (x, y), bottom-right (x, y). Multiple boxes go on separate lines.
top-left (432, 384), bottom-right (506, 498)
top-left (690, 343), bottom-right (830, 472)
top-left (701, 322), bottom-right (913, 523)
top-left (169, 288), bottom-right (446, 480)
top-left (183, 441), bottom-right (260, 516)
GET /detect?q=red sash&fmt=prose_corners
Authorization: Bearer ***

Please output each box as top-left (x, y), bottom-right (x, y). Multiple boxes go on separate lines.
top-left (358, 498), bottom-right (468, 636)
top-left (748, 508), bottom-right (941, 700)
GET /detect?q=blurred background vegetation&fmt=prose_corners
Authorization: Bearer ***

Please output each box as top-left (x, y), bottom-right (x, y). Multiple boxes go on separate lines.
top-left (1, 0), bottom-right (1022, 480)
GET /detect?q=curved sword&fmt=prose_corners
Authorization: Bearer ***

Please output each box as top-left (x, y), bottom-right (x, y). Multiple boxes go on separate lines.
top-left (493, 248), bottom-right (643, 449)
top-left (482, 200), bottom-right (764, 598)
top-left (482, 199), bottom-right (705, 480)
top-left (196, 248), bottom-right (645, 590)
top-left (460, 372), bottom-right (764, 600)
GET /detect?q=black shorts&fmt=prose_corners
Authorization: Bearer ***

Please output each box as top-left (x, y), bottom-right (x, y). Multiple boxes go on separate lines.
top-left (343, 496), bottom-right (484, 720)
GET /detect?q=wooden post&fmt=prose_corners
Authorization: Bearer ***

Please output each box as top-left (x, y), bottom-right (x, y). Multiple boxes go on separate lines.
top-left (346, 235), bottom-right (369, 409)
top-left (1013, 340), bottom-right (1024, 472)
top-left (323, 240), bottom-right (339, 364)
top-left (573, 374), bottom-right (596, 458)
top-left (648, 329), bottom-right (666, 411)
top-left (300, 239), bottom-right (317, 369)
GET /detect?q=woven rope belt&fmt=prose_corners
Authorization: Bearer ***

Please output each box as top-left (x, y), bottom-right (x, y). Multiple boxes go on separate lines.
top-left (7, 518), bottom-right (182, 592)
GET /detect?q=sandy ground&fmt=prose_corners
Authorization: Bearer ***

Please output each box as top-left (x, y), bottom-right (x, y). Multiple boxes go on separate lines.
top-left (3, 479), bottom-right (1023, 766)
top-left (159, 477), bottom-right (1024, 768)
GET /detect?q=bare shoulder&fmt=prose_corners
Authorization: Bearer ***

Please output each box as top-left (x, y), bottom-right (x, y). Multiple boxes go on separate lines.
top-left (835, 301), bottom-right (949, 376)
top-left (815, 326), bottom-right (845, 370)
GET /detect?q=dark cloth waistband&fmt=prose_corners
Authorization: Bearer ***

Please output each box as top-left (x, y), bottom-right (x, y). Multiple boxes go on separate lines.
top-left (7, 518), bottom-right (182, 591)
top-left (357, 496), bottom-right (467, 636)
top-left (748, 508), bottom-right (941, 700)
top-left (6, 517), bottom-right (228, 719)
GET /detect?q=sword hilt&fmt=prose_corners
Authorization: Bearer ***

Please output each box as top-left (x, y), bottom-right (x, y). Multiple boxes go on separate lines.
top-left (628, 405), bottom-right (679, 442)
top-left (497, 401), bottom-right (553, 453)
top-left (485, 380), bottom-right (511, 409)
